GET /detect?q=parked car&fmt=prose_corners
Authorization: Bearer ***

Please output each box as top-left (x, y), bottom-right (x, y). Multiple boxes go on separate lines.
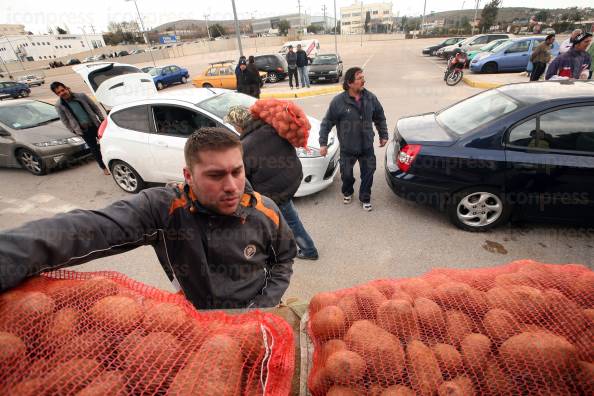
top-left (141, 66), bottom-right (154, 73)
top-left (385, 81), bottom-right (594, 231)
top-left (440, 33), bottom-right (513, 59)
top-left (0, 81), bottom-right (30, 99)
top-left (542, 28), bottom-right (556, 35)
top-left (82, 56), bottom-right (95, 63)
top-left (116, 50), bottom-right (130, 57)
top-left (148, 65), bottom-right (190, 90)
top-left (308, 54), bottom-right (343, 84)
top-left (130, 49), bottom-right (145, 55)
top-left (73, 63), bottom-right (340, 196)
top-left (17, 75), bottom-right (45, 87)
top-left (91, 54), bottom-right (107, 61)
top-left (66, 58), bottom-right (81, 65)
top-left (253, 54), bottom-right (289, 83)
top-left (466, 38), bottom-right (510, 62)
top-left (0, 99), bottom-right (91, 175)
top-left (192, 61), bottom-right (266, 89)
top-left (279, 39), bottom-right (320, 58)
top-left (422, 37), bottom-right (465, 56)
top-left (470, 36), bottom-right (560, 73)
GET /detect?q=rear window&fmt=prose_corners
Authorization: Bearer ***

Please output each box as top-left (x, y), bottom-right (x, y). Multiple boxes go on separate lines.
top-left (88, 65), bottom-right (142, 91)
top-left (110, 105), bottom-right (151, 133)
top-left (436, 90), bottom-right (520, 135)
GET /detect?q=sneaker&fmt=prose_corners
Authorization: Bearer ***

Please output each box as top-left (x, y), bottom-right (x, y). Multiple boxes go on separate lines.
top-left (343, 195), bottom-right (353, 204)
top-left (362, 202), bottom-right (373, 212)
top-left (297, 250), bottom-right (319, 260)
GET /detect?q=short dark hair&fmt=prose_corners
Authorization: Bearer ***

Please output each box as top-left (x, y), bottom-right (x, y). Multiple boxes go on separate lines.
top-left (50, 81), bottom-right (66, 93)
top-left (184, 127), bottom-right (242, 168)
top-left (545, 34), bottom-right (555, 42)
top-left (248, 55), bottom-right (255, 63)
top-left (343, 67), bottom-right (363, 91)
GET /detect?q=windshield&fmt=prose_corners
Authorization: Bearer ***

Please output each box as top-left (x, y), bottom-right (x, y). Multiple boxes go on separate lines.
top-left (0, 101), bottom-right (60, 130)
top-left (148, 68), bottom-right (162, 76)
top-left (490, 40), bottom-right (511, 53)
top-left (483, 40), bottom-right (508, 52)
top-left (312, 55), bottom-right (337, 65)
top-left (436, 90), bottom-right (520, 135)
top-left (196, 92), bottom-right (257, 120)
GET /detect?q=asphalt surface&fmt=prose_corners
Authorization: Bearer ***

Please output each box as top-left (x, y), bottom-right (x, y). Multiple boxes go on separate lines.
top-left (1, 38), bottom-right (592, 303)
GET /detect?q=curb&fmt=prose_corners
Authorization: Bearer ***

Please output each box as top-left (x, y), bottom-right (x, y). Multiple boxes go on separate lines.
top-left (462, 76), bottom-right (504, 89)
top-left (260, 85), bottom-right (343, 99)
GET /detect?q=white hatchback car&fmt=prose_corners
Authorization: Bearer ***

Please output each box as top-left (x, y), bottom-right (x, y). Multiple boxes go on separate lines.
top-left (74, 62), bottom-right (340, 197)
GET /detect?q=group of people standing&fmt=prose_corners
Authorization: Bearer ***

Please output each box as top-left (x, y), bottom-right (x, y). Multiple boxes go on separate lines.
top-left (530, 30), bottom-right (593, 81)
top-left (235, 55), bottom-right (262, 98)
top-left (286, 44), bottom-right (312, 89)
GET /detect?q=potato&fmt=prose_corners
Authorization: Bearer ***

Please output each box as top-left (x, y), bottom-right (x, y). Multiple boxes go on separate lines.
top-left (570, 272), bottom-right (594, 307)
top-left (486, 286), bottom-right (546, 323)
top-left (7, 378), bottom-right (46, 396)
top-left (543, 289), bottom-right (589, 341)
top-left (308, 367), bottom-right (332, 396)
top-left (337, 294), bottom-right (363, 325)
top-left (89, 296), bottom-right (143, 334)
top-left (426, 274), bottom-right (454, 287)
top-left (326, 385), bottom-right (359, 396)
top-left (576, 360), bottom-right (594, 395)
top-left (47, 307), bottom-right (80, 347)
top-left (354, 286), bottom-right (387, 320)
top-left (574, 330), bottom-right (594, 362)
top-left (28, 358), bottom-right (51, 378)
top-left (55, 331), bottom-right (109, 361)
top-left (445, 310), bottom-right (474, 347)
top-left (375, 282), bottom-right (397, 299)
top-left (114, 329), bottom-right (144, 367)
top-left (45, 358), bottom-right (102, 394)
top-left (495, 272), bottom-right (543, 289)
top-left (142, 302), bottom-right (188, 333)
top-left (377, 299), bottom-right (420, 343)
top-left (345, 320), bottom-right (406, 384)
top-left (433, 282), bottom-right (489, 318)
top-left (310, 305), bottom-right (346, 341)
top-left (432, 343), bottom-right (463, 379)
top-left (325, 350), bottom-right (366, 384)
top-left (0, 331), bottom-right (26, 367)
top-left (1, 291), bottom-right (55, 347)
top-left (227, 321), bottom-right (264, 364)
top-left (414, 298), bottom-right (447, 340)
top-left (437, 375), bottom-right (476, 396)
top-left (48, 277), bottom-right (118, 309)
top-left (499, 331), bottom-right (578, 384)
top-left (460, 333), bottom-right (491, 376)
top-left (481, 360), bottom-right (515, 396)
top-left (406, 340), bottom-right (444, 396)
top-left (391, 290), bottom-right (414, 305)
top-left (482, 309), bottom-right (521, 344)
top-left (45, 279), bottom-right (81, 307)
top-left (584, 309), bottom-right (594, 323)
top-left (320, 339), bottom-right (347, 365)
top-left (309, 292), bottom-right (340, 315)
top-left (75, 371), bottom-right (126, 396)
top-left (380, 385), bottom-right (416, 396)
top-left (400, 278), bottom-right (433, 299)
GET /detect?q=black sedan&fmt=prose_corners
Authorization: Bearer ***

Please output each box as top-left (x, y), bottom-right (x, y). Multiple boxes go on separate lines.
top-left (308, 54), bottom-right (343, 84)
top-left (422, 37), bottom-right (465, 56)
top-left (385, 81), bottom-right (594, 231)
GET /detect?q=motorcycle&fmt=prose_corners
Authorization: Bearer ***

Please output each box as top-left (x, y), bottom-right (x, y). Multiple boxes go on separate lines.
top-left (444, 51), bottom-right (467, 86)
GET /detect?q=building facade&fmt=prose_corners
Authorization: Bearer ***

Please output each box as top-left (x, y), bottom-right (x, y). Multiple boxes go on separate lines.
top-left (340, 2), bottom-right (394, 35)
top-left (0, 33), bottom-right (105, 62)
top-left (252, 14), bottom-right (311, 35)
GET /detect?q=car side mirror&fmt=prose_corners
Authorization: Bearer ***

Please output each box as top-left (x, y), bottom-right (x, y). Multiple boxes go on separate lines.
top-left (458, 43), bottom-right (462, 47)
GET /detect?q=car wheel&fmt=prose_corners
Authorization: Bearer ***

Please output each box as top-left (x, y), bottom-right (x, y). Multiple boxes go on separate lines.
top-left (267, 72), bottom-right (279, 83)
top-left (181, 76), bottom-right (188, 84)
top-left (156, 82), bottom-right (165, 90)
top-left (482, 62), bottom-right (498, 74)
top-left (19, 90), bottom-right (29, 98)
top-left (202, 83), bottom-right (213, 88)
top-left (110, 160), bottom-right (145, 194)
top-left (447, 187), bottom-right (511, 232)
top-left (16, 149), bottom-right (46, 175)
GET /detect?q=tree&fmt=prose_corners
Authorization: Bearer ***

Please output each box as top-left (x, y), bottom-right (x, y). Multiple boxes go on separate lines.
top-left (307, 24), bottom-right (322, 34)
top-left (56, 26), bottom-right (67, 34)
top-left (278, 20), bottom-right (291, 36)
top-left (210, 23), bottom-right (226, 38)
top-left (535, 10), bottom-right (551, 22)
top-left (479, 0), bottom-right (501, 32)
top-left (400, 16), bottom-right (408, 32)
top-left (364, 11), bottom-right (371, 33)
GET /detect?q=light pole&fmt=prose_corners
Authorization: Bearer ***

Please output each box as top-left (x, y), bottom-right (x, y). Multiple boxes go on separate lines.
top-left (231, 0), bottom-right (244, 58)
top-left (421, 0), bottom-right (427, 35)
top-left (360, 2), bottom-right (364, 47)
top-left (204, 14), bottom-right (211, 40)
top-left (124, 0), bottom-right (156, 67)
top-left (80, 26), bottom-right (95, 57)
top-left (4, 36), bottom-right (25, 71)
top-left (334, 0), bottom-right (338, 55)
top-left (472, 0), bottom-right (480, 35)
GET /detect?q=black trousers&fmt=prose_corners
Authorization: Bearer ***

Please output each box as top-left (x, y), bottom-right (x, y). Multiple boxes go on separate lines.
top-left (288, 68), bottom-right (299, 88)
top-left (530, 62), bottom-right (547, 81)
top-left (82, 125), bottom-right (106, 170)
top-left (339, 148), bottom-right (376, 203)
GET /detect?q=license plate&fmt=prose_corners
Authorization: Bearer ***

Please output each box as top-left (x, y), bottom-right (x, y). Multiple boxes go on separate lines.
top-left (319, 77), bottom-right (326, 80)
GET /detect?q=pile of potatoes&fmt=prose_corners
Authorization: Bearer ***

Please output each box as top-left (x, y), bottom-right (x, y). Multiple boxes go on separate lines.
top-left (308, 262), bottom-right (594, 396)
top-left (0, 275), bottom-right (270, 396)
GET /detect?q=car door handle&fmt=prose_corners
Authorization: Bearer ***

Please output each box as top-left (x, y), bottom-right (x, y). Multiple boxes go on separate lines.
top-left (155, 141), bottom-right (169, 147)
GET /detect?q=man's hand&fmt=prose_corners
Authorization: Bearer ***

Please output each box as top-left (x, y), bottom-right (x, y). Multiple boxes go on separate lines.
top-left (379, 138), bottom-right (388, 148)
top-left (320, 146), bottom-right (328, 157)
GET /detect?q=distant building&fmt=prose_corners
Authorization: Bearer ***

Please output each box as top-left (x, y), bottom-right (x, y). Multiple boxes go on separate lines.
top-left (0, 24), bottom-right (26, 36)
top-left (252, 14), bottom-right (310, 35)
top-left (340, 2), bottom-right (394, 35)
top-left (0, 33), bottom-right (105, 62)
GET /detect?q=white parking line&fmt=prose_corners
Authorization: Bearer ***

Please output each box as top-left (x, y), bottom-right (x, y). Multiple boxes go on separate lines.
top-left (362, 53), bottom-right (375, 69)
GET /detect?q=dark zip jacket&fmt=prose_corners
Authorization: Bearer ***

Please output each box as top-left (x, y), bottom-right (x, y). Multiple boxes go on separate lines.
top-left (319, 89), bottom-right (388, 154)
top-left (0, 183), bottom-right (296, 309)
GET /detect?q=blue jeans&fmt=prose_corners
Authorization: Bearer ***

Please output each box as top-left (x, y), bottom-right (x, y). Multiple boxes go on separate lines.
top-left (278, 200), bottom-right (318, 257)
top-left (298, 66), bottom-right (310, 87)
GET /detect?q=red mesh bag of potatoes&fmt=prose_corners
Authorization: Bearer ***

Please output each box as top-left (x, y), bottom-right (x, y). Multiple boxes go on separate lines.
top-left (250, 99), bottom-right (311, 148)
top-left (307, 260), bottom-right (594, 396)
top-left (0, 270), bottom-right (294, 396)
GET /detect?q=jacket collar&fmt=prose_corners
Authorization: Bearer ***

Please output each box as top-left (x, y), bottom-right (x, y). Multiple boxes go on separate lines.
top-left (183, 181), bottom-right (255, 220)
top-left (59, 92), bottom-right (82, 106)
top-left (240, 119), bottom-right (265, 140)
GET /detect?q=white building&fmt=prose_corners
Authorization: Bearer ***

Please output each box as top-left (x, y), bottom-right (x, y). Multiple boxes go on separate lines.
top-left (252, 14), bottom-right (311, 35)
top-left (0, 24), bottom-right (26, 36)
top-left (340, 2), bottom-right (394, 35)
top-left (0, 33), bottom-right (106, 63)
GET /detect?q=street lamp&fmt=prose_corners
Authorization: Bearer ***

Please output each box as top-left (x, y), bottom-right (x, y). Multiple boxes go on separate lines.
top-left (80, 26), bottom-right (95, 57)
top-left (3, 36), bottom-right (25, 71)
top-left (471, 0), bottom-right (481, 35)
top-left (231, 0), bottom-right (244, 58)
top-left (124, 0), bottom-right (157, 67)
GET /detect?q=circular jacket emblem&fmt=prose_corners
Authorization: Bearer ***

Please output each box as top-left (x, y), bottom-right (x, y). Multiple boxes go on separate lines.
top-left (244, 244), bottom-right (257, 259)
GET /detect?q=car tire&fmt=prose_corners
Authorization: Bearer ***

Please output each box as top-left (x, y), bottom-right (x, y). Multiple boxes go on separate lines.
top-left (202, 83), bottom-right (213, 88)
top-left (267, 72), bottom-right (279, 83)
top-left (19, 90), bottom-right (29, 98)
top-left (447, 186), bottom-right (511, 232)
top-left (156, 82), bottom-right (165, 90)
top-left (16, 149), bottom-right (46, 175)
top-left (482, 62), bottom-right (498, 74)
top-left (181, 76), bottom-right (188, 84)
top-left (110, 160), bottom-right (145, 194)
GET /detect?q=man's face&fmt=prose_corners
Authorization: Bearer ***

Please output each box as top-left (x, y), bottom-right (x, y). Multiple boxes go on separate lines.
top-left (288, 47), bottom-right (293, 52)
top-left (183, 147), bottom-right (245, 216)
top-left (53, 85), bottom-right (72, 100)
top-left (547, 37), bottom-right (555, 45)
top-left (297, 45), bottom-right (302, 51)
top-left (575, 37), bottom-right (592, 52)
top-left (240, 64), bottom-right (247, 71)
top-left (348, 71), bottom-right (365, 92)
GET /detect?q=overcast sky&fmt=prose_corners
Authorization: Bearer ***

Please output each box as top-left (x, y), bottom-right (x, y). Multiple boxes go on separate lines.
top-left (1, 0), bottom-right (592, 34)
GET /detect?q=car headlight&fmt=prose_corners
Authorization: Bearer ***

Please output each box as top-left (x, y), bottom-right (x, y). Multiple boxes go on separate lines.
top-left (296, 146), bottom-right (321, 158)
top-left (68, 137), bottom-right (84, 144)
top-left (328, 70), bottom-right (338, 74)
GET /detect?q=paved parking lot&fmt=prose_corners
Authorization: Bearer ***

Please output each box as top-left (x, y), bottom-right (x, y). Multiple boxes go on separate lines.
top-left (1, 38), bottom-right (592, 302)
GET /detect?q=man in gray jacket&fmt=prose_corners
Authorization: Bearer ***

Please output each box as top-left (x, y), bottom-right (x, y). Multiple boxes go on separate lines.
top-left (51, 81), bottom-right (109, 175)
top-left (0, 128), bottom-right (296, 309)
top-left (319, 67), bottom-right (388, 211)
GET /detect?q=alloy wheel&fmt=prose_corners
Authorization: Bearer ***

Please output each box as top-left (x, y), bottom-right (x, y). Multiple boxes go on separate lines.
top-left (456, 192), bottom-right (503, 228)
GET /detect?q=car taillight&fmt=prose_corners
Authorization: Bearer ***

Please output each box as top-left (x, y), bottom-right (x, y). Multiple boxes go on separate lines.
top-left (397, 144), bottom-right (421, 173)
top-left (276, 67), bottom-right (283, 72)
top-left (98, 119), bottom-right (108, 140)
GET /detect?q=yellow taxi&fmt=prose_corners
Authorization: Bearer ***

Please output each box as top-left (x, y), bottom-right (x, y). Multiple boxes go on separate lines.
top-left (192, 60), bottom-right (266, 89)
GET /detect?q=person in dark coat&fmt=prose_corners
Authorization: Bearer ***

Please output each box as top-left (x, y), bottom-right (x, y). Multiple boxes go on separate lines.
top-left (236, 59), bottom-right (259, 98)
top-left (225, 106), bottom-right (319, 260)
top-left (545, 32), bottom-right (592, 80)
top-left (286, 45), bottom-right (299, 89)
top-left (247, 55), bottom-right (262, 98)
top-left (296, 44), bottom-right (311, 88)
top-left (235, 55), bottom-right (246, 79)
top-left (318, 67), bottom-right (388, 212)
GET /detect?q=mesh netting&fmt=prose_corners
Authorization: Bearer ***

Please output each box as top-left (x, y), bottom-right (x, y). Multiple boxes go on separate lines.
top-left (0, 270), bottom-right (294, 396)
top-left (249, 99), bottom-right (311, 148)
top-left (307, 260), bottom-right (594, 396)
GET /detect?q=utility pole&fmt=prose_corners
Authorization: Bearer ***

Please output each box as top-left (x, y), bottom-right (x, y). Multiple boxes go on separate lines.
top-left (125, 0), bottom-right (156, 67)
top-left (204, 14), bottom-right (211, 39)
top-left (0, 53), bottom-right (13, 80)
top-left (472, 0), bottom-right (480, 35)
top-left (298, 0), bottom-right (302, 18)
top-left (231, 0), bottom-right (244, 57)
top-left (322, 5), bottom-right (328, 33)
top-left (81, 26), bottom-right (95, 56)
top-left (89, 24), bottom-right (97, 35)
top-left (360, 2), bottom-right (364, 47)
top-left (252, 13), bottom-right (258, 53)
top-left (421, 0), bottom-right (427, 35)
top-left (334, 0), bottom-right (338, 55)
top-left (4, 36), bottom-right (25, 70)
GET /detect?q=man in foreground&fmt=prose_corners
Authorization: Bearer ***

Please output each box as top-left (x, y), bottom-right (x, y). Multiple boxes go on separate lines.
top-left (0, 128), bottom-right (296, 309)
top-left (546, 32), bottom-right (592, 80)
